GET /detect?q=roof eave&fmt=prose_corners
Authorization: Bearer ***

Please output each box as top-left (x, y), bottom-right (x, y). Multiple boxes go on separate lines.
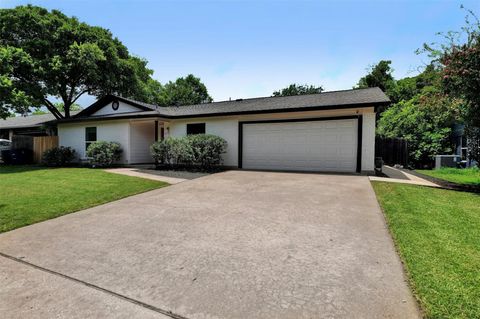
top-left (159, 101), bottom-right (389, 119)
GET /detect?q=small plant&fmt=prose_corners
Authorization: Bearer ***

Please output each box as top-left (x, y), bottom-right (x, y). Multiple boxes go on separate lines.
top-left (150, 134), bottom-right (227, 169)
top-left (86, 141), bottom-right (122, 167)
top-left (42, 147), bottom-right (76, 167)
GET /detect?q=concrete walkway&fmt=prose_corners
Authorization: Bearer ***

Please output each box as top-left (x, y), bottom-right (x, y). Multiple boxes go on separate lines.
top-left (105, 168), bottom-right (188, 184)
top-left (0, 171), bottom-right (420, 318)
top-left (369, 165), bottom-right (439, 187)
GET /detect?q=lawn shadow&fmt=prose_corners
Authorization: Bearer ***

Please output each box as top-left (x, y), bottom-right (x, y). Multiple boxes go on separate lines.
top-left (0, 165), bottom-right (47, 174)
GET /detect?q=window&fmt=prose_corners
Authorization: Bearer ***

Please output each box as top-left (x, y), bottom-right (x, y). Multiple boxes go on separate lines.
top-left (85, 127), bottom-right (97, 151)
top-left (186, 123), bottom-right (205, 135)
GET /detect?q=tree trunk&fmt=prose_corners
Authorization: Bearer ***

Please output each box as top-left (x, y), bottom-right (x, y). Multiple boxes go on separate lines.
top-left (64, 102), bottom-right (71, 118)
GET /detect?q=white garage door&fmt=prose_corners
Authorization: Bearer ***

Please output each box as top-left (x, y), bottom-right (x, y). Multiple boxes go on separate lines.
top-left (241, 118), bottom-right (358, 172)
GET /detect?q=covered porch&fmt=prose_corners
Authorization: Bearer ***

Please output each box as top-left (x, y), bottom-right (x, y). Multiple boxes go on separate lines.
top-left (128, 118), bottom-right (168, 164)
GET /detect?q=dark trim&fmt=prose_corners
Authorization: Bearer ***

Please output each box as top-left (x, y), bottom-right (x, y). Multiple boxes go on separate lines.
top-left (356, 115), bottom-right (363, 173)
top-left (238, 123), bottom-right (243, 168)
top-left (240, 115), bottom-right (358, 125)
top-left (55, 99), bottom-right (387, 123)
top-left (154, 120), bottom-right (159, 142)
top-left (238, 115), bottom-right (363, 172)
top-left (56, 113), bottom-right (163, 123)
top-left (164, 102), bottom-right (387, 119)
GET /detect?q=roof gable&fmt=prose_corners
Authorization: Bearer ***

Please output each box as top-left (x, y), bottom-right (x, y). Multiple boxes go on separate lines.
top-left (75, 95), bottom-right (157, 117)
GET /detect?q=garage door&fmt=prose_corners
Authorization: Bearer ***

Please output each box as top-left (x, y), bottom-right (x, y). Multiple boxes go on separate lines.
top-left (241, 118), bottom-right (359, 172)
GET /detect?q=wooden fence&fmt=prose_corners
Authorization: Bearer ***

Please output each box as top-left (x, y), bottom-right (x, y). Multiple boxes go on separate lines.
top-left (11, 135), bottom-right (33, 150)
top-left (375, 137), bottom-right (409, 167)
top-left (33, 136), bottom-right (58, 163)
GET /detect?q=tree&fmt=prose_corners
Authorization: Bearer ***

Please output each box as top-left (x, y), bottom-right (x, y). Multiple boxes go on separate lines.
top-left (53, 102), bottom-right (83, 112)
top-left (29, 102), bottom-right (82, 116)
top-left (0, 5), bottom-right (155, 119)
top-left (388, 64), bottom-right (441, 103)
top-left (356, 60), bottom-right (395, 93)
top-left (419, 6), bottom-right (480, 166)
top-left (441, 36), bottom-right (480, 128)
top-left (377, 87), bottom-right (462, 166)
top-left (157, 74), bottom-right (212, 106)
top-left (272, 84), bottom-right (323, 97)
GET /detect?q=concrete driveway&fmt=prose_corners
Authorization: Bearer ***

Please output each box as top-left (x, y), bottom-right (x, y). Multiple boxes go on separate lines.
top-left (0, 171), bottom-right (420, 319)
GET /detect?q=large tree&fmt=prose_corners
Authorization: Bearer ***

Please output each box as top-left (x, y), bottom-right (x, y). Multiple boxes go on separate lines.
top-left (0, 5), bottom-right (156, 119)
top-left (377, 87), bottom-right (462, 166)
top-left (419, 6), bottom-right (480, 164)
top-left (158, 74), bottom-right (213, 106)
top-left (272, 84), bottom-right (323, 97)
top-left (356, 60), bottom-right (395, 94)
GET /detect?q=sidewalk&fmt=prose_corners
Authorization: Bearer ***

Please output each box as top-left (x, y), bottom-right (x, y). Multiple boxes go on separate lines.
top-left (369, 166), bottom-right (440, 187)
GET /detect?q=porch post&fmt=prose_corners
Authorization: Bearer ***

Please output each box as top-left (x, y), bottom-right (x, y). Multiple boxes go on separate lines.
top-left (154, 120), bottom-right (159, 167)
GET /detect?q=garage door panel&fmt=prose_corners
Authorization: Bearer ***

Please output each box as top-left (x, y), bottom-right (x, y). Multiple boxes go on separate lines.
top-left (242, 119), bottom-right (358, 172)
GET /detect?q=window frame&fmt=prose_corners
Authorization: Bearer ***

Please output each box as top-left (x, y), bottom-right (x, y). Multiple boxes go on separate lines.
top-left (85, 127), bottom-right (97, 152)
top-left (186, 123), bottom-right (206, 135)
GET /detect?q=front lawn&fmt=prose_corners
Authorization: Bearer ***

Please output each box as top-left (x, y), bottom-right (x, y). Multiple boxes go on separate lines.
top-left (372, 182), bottom-right (480, 319)
top-left (0, 166), bottom-right (167, 233)
top-left (417, 167), bottom-right (480, 186)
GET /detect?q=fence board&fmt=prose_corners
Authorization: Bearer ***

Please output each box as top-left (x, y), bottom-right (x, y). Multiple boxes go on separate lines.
top-left (12, 135), bottom-right (33, 150)
top-left (33, 136), bottom-right (58, 163)
top-left (375, 137), bottom-right (408, 167)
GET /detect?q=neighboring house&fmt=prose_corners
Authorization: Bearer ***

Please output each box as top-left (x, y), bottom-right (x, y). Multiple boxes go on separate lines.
top-left (56, 87), bottom-right (389, 173)
top-left (0, 112), bottom-right (80, 140)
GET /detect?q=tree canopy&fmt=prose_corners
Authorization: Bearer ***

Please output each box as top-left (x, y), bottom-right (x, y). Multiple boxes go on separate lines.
top-left (0, 5), bottom-right (157, 119)
top-left (272, 84), bottom-right (323, 97)
top-left (157, 74), bottom-right (213, 106)
top-left (355, 60), bottom-right (395, 94)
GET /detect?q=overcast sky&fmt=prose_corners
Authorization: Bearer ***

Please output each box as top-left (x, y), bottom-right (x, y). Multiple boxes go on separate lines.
top-left (2, 0), bottom-right (480, 107)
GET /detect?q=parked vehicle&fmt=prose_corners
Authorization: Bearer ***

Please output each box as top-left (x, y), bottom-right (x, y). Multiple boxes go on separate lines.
top-left (0, 139), bottom-right (11, 162)
top-left (0, 139), bottom-right (11, 152)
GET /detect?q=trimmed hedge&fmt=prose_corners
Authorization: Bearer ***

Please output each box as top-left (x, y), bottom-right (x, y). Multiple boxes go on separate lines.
top-left (86, 141), bottom-right (122, 167)
top-left (151, 134), bottom-right (227, 169)
top-left (42, 146), bottom-right (76, 167)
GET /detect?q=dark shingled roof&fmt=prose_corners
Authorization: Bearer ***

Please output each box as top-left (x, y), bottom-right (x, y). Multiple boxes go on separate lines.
top-left (158, 87), bottom-right (389, 118)
top-left (0, 111), bottom-right (80, 129)
top-left (57, 87), bottom-right (389, 123)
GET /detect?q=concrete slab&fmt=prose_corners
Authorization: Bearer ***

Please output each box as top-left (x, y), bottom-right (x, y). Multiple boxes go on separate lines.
top-left (370, 166), bottom-right (439, 187)
top-left (105, 168), bottom-right (187, 184)
top-left (0, 256), bottom-right (169, 319)
top-left (0, 171), bottom-right (420, 318)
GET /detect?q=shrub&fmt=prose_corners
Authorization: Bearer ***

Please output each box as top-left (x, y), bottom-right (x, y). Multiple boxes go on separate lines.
top-left (150, 134), bottom-right (227, 169)
top-left (86, 141), bottom-right (122, 167)
top-left (187, 134), bottom-right (227, 168)
top-left (42, 146), bottom-right (76, 167)
top-left (151, 137), bottom-right (194, 165)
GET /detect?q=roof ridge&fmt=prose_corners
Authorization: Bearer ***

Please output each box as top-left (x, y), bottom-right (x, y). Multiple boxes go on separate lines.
top-left (158, 87), bottom-right (383, 108)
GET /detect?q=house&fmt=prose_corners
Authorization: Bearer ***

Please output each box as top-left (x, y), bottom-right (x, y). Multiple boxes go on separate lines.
top-left (0, 113), bottom-right (58, 140)
top-left (56, 87), bottom-right (390, 173)
top-left (0, 112), bottom-right (80, 140)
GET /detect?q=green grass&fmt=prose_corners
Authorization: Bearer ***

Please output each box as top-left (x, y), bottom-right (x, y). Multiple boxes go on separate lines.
top-left (0, 166), bottom-right (167, 233)
top-left (417, 167), bottom-right (480, 186)
top-left (372, 182), bottom-right (480, 319)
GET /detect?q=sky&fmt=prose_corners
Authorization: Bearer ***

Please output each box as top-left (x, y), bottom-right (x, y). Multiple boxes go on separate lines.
top-left (2, 0), bottom-right (480, 107)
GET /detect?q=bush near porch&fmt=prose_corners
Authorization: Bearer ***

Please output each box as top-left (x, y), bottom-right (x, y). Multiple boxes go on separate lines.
top-left (151, 134), bottom-right (227, 169)
top-left (86, 141), bottom-right (122, 167)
